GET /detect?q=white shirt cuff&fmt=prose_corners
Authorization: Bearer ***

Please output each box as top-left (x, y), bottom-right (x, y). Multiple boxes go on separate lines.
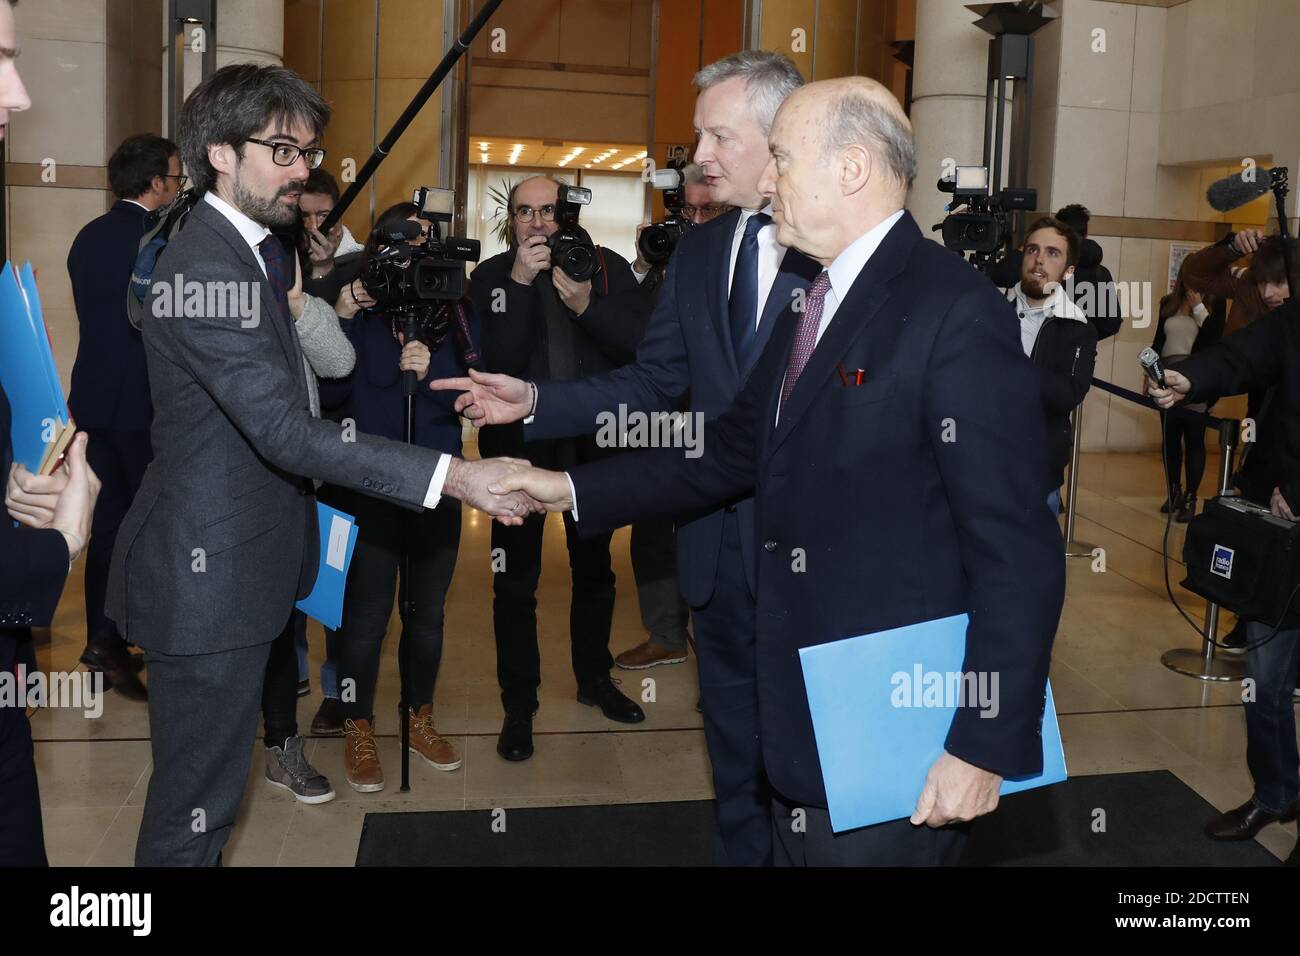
top-left (632, 265), bottom-right (648, 284)
top-left (566, 472), bottom-right (579, 522)
top-left (424, 454), bottom-right (452, 508)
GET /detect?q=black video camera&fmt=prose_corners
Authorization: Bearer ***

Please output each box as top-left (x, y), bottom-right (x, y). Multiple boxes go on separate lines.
top-left (362, 185), bottom-right (480, 307)
top-left (934, 166), bottom-right (1036, 272)
top-left (638, 158), bottom-right (690, 267)
top-left (549, 185), bottom-right (601, 282)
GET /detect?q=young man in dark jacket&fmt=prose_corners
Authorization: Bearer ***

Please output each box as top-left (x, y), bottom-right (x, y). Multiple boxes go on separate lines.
top-left (1006, 216), bottom-right (1099, 511)
top-left (469, 175), bottom-right (652, 761)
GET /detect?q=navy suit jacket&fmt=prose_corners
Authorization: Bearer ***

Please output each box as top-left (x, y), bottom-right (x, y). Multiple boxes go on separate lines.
top-left (528, 208), bottom-right (820, 605)
top-left (67, 200), bottom-right (153, 431)
top-left (567, 212), bottom-right (1066, 807)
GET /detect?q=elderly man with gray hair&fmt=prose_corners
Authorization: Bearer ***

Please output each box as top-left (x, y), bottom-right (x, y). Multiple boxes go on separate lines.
top-left (486, 76), bottom-right (1067, 866)
top-left (434, 50), bottom-right (821, 866)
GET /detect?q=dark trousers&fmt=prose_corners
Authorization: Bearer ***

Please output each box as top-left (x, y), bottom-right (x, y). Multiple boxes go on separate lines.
top-left (136, 638), bottom-right (276, 866)
top-left (1161, 411), bottom-right (1206, 496)
top-left (335, 490), bottom-right (461, 722)
top-left (1244, 621), bottom-right (1300, 815)
top-left (630, 518), bottom-right (690, 651)
top-left (83, 429), bottom-right (151, 644)
top-left (491, 511), bottom-right (615, 713)
top-left (771, 790), bottom-right (969, 866)
top-left (0, 631), bottom-right (46, 866)
top-left (692, 510), bottom-right (771, 866)
top-left (262, 611), bottom-right (305, 748)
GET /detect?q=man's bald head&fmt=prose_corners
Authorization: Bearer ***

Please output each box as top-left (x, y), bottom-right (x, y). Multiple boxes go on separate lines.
top-left (760, 77), bottom-right (914, 264)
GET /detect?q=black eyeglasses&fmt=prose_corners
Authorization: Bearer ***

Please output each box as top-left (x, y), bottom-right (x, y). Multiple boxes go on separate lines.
top-left (163, 173), bottom-right (188, 187)
top-left (245, 137), bottom-right (326, 170)
top-left (513, 204), bottom-right (557, 223)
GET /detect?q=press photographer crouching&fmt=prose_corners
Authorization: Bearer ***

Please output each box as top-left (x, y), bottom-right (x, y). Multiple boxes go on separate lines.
top-left (470, 175), bottom-right (652, 762)
top-left (1151, 295), bottom-right (1300, 864)
top-left (632, 161), bottom-right (729, 301)
top-left (315, 198), bottom-right (480, 792)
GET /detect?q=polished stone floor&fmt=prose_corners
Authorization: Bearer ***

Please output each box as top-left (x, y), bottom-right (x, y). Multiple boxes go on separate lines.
top-left (29, 448), bottom-right (1297, 865)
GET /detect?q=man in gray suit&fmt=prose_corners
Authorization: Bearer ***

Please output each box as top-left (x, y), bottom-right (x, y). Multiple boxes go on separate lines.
top-left (106, 64), bottom-right (528, 866)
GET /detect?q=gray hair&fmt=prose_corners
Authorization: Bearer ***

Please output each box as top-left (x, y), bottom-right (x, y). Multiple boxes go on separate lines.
top-left (680, 162), bottom-right (706, 186)
top-left (693, 50), bottom-right (804, 134)
top-left (822, 90), bottom-right (916, 191)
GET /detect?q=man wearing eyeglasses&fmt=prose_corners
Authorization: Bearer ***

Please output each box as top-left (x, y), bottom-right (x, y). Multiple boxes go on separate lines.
top-left (105, 64), bottom-right (534, 866)
top-left (468, 175), bottom-right (652, 762)
top-left (64, 134), bottom-right (183, 704)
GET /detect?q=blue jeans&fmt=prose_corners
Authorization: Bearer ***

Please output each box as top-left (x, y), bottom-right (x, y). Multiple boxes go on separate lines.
top-left (320, 629), bottom-right (340, 700)
top-left (1047, 488), bottom-right (1061, 515)
top-left (1244, 620), bottom-right (1300, 814)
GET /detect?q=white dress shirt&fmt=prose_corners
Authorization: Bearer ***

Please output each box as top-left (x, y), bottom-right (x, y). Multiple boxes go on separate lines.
top-left (202, 190), bottom-right (450, 507)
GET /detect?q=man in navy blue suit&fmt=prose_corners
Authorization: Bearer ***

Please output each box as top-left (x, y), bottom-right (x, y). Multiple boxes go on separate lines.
top-left (65, 133), bottom-right (182, 700)
top-left (436, 51), bottom-right (817, 866)
top-left (487, 76), bottom-right (1066, 866)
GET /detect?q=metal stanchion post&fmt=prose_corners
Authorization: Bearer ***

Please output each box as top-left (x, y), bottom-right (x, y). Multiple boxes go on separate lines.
top-left (1161, 419), bottom-right (1245, 681)
top-left (1064, 404), bottom-right (1095, 557)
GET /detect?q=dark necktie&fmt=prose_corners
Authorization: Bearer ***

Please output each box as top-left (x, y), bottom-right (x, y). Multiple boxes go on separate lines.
top-left (780, 270), bottom-right (832, 410)
top-left (728, 211), bottom-right (771, 360)
top-left (258, 234), bottom-right (292, 320)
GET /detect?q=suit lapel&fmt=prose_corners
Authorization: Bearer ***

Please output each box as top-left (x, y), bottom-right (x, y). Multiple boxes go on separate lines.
top-left (743, 247), bottom-right (821, 380)
top-left (193, 202), bottom-right (304, 389)
top-left (768, 212), bottom-right (920, 453)
top-left (707, 208), bottom-right (742, 383)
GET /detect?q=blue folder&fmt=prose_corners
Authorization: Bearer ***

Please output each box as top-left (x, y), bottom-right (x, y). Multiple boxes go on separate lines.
top-left (295, 502), bottom-right (359, 630)
top-left (798, 613), bottom-right (1066, 832)
top-left (0, 262), bottom-right (68, 471)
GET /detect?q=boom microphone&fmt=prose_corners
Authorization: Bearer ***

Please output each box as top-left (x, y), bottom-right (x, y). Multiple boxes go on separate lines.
top-left (1206, 168), bottom-right (1277, 212)
top-left (1138, 347), bottom-right (1166, 388)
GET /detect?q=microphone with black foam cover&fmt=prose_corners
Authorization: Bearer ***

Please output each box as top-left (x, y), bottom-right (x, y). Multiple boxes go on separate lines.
top-left (378, 220), bottom-right (422, 243)
top-left (1206, 168), bottom-right (1276, 213)
top-left (1138, 346), bottom-right (1166, 389)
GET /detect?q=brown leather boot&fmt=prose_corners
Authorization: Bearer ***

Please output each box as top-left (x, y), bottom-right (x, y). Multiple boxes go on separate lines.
top-left (405, 704), bottom-right (462, 771)
top-left (343, 718), bottom-right (384, 792)
top-left (615, 639), bottom-right (688, 670)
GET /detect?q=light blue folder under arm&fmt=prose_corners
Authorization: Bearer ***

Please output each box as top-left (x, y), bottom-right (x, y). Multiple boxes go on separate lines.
top-left (798, 613), bottom-right (1067, 832)
top-left (295, 502), bottom-right (359, 630)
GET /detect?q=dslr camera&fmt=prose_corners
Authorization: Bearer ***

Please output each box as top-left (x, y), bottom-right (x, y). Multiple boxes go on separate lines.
top-left (549, 185), bottom-right (601, 283)
top-left (638, 158), bottom-right (690, 267)
top-left (362, 185), bottom-right (480, 306)
top-left (934, 165), bottom-right (1036, 272)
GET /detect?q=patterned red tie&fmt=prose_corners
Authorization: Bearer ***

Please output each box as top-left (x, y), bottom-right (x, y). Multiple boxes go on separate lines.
top-left (780, 270), bottom-right (831, 409)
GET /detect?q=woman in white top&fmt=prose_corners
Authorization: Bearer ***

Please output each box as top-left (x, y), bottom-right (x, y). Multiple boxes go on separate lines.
top-left (1150, 276), bottom-right (1224, 521)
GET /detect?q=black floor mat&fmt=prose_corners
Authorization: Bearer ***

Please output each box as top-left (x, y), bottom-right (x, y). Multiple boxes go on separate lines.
top-left (355, 771), bottom-right (1283, 866)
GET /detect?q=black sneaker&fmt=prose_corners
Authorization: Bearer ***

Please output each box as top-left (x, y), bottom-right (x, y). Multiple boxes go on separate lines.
top-left (1220, 619), bottom-right (1248, 656)
top-left (577, 675), bottom-right (645, 723)
top-left (297, 679), bottom-right (311, 697)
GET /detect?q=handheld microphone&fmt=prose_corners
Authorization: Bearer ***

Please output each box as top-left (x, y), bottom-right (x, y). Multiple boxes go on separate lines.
top-left (1206, 167), bottom-right (1278, 213)
top-left (1138, 347), bottom-right (1166, 388)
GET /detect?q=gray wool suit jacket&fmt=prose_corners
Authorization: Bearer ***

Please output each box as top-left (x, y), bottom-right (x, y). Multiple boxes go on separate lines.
top-left (105, 198), bottom-right (443, 655)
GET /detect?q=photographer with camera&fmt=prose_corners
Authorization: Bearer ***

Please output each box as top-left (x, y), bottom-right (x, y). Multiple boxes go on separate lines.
top-left (1150, 295), bottom-right (1300, 863)
top-left (1006, 217), bottom-right (1098, 512)
top-left (299, 167), bottom-right (366, 305)
top-left (469, 175), bottom-right (651, 762)
top-left (312, 201), bottom-right (479, 792)
top-left (632, 162), bottom-right (728, 301)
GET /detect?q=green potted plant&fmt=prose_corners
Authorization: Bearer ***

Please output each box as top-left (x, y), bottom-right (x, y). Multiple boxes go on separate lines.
top-left (486, 177), bottom-right (516, 247)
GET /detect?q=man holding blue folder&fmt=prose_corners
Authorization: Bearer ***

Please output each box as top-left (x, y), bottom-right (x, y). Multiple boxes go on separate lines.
top-left (492, 77), bottom-right (1067, 865)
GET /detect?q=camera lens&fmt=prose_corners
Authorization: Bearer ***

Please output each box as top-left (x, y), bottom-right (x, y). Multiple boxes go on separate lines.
top-left (562, 244), bottom-right (595, 281)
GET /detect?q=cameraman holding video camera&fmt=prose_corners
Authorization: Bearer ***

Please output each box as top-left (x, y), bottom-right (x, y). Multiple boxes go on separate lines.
top-left (1151, 286), bottom-right (1300, 863)
top-left (469, 175), bottom-right (651, 762)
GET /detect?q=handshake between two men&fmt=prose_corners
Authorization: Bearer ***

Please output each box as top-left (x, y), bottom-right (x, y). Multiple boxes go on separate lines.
top-left (438, 369), bottom-right (574, 522)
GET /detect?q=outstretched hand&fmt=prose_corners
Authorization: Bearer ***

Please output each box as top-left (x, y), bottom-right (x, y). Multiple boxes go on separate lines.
top-left (429, 368), bottom-right (532, 426)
